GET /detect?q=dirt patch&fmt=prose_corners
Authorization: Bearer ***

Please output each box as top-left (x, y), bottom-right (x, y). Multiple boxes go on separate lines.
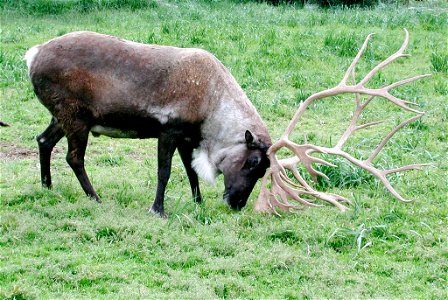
top-left (0, 142), bottom-right (63, 160)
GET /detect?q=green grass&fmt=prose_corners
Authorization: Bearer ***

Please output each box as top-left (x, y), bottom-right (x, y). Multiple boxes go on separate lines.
top-left (431, 51), bottom-right (448, 73)
top-left (1, 0), bottom-right (447, 298)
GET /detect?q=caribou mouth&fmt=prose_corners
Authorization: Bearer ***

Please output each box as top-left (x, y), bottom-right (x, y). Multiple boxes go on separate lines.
top-left (223, 190), bottom-right (230, 205)
top-left (223, 190), bottom-right (245, 210)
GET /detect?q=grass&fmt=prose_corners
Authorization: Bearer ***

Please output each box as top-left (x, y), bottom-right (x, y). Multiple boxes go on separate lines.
top-left (1, 0), bottom-right (447, 298)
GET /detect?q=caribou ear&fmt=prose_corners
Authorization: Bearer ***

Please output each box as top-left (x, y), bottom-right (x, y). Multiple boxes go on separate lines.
top-left (245, 130), bottom-right (254, 143)
top-left (245, 130), bottom-right (258, 149)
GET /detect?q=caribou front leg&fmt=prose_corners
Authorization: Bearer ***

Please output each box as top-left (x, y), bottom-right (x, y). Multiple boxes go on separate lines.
top-left (150, 131), bottom-right (177, 217)
top-left (178, 141), bottom-right (203, 203)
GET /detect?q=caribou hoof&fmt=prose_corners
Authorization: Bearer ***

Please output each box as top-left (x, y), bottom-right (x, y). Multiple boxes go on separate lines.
top-left (149, 207), bottom-right (167, 218)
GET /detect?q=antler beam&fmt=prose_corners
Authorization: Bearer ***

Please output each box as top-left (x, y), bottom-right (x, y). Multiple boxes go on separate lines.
top-left (255, 29), bottom-right (431, 215)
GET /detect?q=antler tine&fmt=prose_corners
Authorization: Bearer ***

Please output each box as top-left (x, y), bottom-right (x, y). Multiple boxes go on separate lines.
top-left (313, 192), bottom-right (350, 211)
top-left (340, 33), bottom-right (375, 86)
top-left (274, 177), bottom-right (323, 208)
top-left (256, 171), bottom-right (293, 215)
top-left (381, 92), bottom-right (424, 114)
top-left (398, 28), bottom-right (410, 54)
top-left (366, 113), bottom-right (424, 164)
top-left (376, 174), bottom-right (413, 203)
top-left (279, 157), bottom-right (315, 191)
top-left (359, 29), bottom-right (410, 86)
top-left (336, 94), bottom-right (375, 150)
top-left (255, 173), bottom-right (277, 212)
top-left (386, 74), bottom-right (432, 91)
top-left (384, 163), bottom-right (433, 175)
top-left (359, 95), bottom-right (376, 109)
top-left (279, 172), bottom-right (303, 189)
top-left (284, 143), bottom-right (336, 179)
top-left (356, 121), bottom-right (384, 131)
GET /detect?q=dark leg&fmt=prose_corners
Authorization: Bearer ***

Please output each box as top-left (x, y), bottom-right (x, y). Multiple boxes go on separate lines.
top-left (178, 142), bottom-right (202, 203)
top-left (150, 132), bottom-right (177, 217)
top-left (65, 123), bottom-right (101, 202)
top-left (36, 117), bottom-right (65, 188)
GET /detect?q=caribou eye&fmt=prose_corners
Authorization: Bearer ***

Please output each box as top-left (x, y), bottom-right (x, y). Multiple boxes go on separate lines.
top-left (244, 156), bottom-right (261, 169)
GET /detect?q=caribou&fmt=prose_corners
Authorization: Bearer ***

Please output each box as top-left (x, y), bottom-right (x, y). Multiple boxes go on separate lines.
top-left (25, 31), bottom-right (271, 216)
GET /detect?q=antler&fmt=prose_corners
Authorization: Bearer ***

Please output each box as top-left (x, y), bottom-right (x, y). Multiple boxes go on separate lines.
top-left (255, 29), bottom-right (431, 214)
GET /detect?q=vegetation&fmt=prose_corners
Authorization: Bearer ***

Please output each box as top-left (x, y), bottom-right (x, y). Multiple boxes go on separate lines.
top-left (310, 0), bottom-right (377, 8)
top-left (1, 0), bottom-right (447, 298)
top-left (243, 0), bottom-right (385, 8)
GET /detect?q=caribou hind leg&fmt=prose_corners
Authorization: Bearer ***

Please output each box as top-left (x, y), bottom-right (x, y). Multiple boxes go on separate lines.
top-left (36, 117), bottom-right (64, 188)
top-left (64, 120), bottom-right (101, 202)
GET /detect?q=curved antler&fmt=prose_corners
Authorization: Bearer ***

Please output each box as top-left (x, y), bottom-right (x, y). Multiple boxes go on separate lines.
top-left (255, 29), bottom-right (431, 215)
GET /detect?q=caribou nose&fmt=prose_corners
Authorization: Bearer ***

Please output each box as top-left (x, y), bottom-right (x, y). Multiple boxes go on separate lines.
top-left (223, 191), bottom-right (243, 210)
top-left (230, 199), bottom-right (245, 211)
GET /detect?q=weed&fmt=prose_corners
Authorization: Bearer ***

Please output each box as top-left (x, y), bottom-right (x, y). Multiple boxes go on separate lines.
top-left (324, 31), bottom-right (359, 57)
top-left (431, 52), bottom-right (448, 74)
top-left (145, 32), bottom-right (158, 44)
top-left (327, 223), bottom-right (387, 254)
top-left (95, 154), bottom-right (124, 166)
top-left (314, 156), bottom-right (375, 189)
top-left (434, 78), bottom-right (448, 95)
top-left (269, 229), bottom-right (302, 245)
top-left (95, 226), bottom-right (119, 242)
top-left (1, 285), bottom-right (30, 300)
top-left (418, 11), bottom-right (447, 31)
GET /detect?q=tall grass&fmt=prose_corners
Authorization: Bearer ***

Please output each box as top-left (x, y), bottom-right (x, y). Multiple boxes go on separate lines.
top-left (431, 52), bottom-right (448, 73)
top-left (0, 0), bottom-right (158, 14)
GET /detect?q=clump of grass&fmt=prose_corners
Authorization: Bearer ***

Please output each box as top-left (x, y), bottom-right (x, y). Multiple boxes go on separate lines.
top-left (418, 12), bottom-right (447, 31)
top-left (1, 285), bottom-right (32, 300)
top-left (95, 154), bottom-right (124, 166)
top-left (407, 118), bottom-right (429, 131)
top-left (290, 73), bottom-right (305, 89)
top-left (431, 52), bottom-right (448, 74)
top-left (314, 0), bottom-right (378, 8)
top-left (314, 156), bottom-right (375, 189)
top-left (95, 226), bottom-right (120, 242)
top-left (113, 182), bottom-right (136, 207)
top-left (190, 28), bottom-right (207, 46)
top-left (0, 214), bottom-right (18, 233)
top-left (434, 79), bottom-right (448, 96)
top-left (306, 12), bottom-right (328, 26)
top-left (145, 32), bottom-right (159, 44)
top-left (327, 223), bottom-right (387, 254)
top-left (295, 89), bottom-right (312, 102)
top-left (324, 31), bottom-right (359, 57)
top-left (192, 202), bottom-right (214, 225)
top-left (269, 229), bottom-right (302, 246)
top-left (95, 223), bottom-right (136, 243)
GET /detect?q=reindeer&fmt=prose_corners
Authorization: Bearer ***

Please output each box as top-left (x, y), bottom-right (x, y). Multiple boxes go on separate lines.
top-left (25, 31), bottom-right (271, 216)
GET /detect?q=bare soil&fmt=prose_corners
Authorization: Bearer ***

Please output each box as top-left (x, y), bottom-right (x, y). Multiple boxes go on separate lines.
top-left (0, 142), bottom-right (63, 159)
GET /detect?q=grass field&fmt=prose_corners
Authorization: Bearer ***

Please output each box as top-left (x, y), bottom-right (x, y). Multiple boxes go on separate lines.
top-left (1, 0), bottom-right (447, 298)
